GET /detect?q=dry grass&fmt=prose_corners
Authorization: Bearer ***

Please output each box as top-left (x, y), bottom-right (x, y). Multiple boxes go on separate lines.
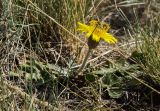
top-left (0, 0), bottom-right (160, 110)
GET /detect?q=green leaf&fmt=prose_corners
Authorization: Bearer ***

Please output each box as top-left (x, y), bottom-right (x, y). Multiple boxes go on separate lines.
top-left (85, 74), bottom-right (96, 82)
top-left (25, 72), bottom-right (42, 81)
top-left (102, 73), bottom-right (111, 85)
top-left (102, 73), bottom-right (124, 98)
top-left (93, 68), bottom-right (117, 76)
top-left (108, 88), bottom-right (123, 98)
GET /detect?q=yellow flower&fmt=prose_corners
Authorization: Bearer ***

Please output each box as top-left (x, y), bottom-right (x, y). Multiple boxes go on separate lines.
top-left (77, 20), bottom-right (117, 44)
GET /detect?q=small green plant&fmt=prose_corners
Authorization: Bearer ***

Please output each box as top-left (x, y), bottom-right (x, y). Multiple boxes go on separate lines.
top-left (93, 63), bottom-right (140, 98)
top-left (15, 59), bottom-right (68, 82)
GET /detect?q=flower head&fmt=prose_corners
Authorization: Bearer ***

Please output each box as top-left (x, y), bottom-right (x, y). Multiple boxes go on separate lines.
top-left (77, 20), bottom-right (117, 45)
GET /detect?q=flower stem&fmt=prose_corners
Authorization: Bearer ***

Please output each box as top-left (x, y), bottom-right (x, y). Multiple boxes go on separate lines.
top-left (77, 48), bottom-right (92, 74)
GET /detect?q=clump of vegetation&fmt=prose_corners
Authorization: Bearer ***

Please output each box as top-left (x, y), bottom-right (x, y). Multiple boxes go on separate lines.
top-left (0, 0), bottom-right (160, 110)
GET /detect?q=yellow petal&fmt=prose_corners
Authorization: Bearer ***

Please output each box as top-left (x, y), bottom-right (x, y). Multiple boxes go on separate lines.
top-left (102, 33), bottom-right (117, 44)
top-left (86, 31), bottom-right (92, 38)
top-left (86, 27), bottom-right (96, 38)
top-left (77, 22), bottom-right (89, 32)
top-left (92, 33), bottom-right (100, 42)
